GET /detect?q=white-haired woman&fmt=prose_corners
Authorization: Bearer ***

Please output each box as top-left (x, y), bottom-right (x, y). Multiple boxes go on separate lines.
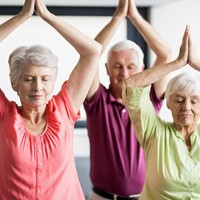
top-left (0, 0), bottom-right (101, 199)
top-left (123, 26), bottom-right (200, 199)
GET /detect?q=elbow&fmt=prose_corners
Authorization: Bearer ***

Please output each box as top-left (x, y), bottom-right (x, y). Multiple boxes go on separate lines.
top-left (91, 41), bottom-right (102, 57)
top-left (160, 47), bottom-right (173, 62)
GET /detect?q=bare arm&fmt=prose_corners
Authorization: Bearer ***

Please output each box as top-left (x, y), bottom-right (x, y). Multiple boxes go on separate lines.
top-left (124, 26), bottom-right (189, 88)
top-left (86, 0), bottom-right (129, 101)
top-left (0, 0), bottom-right (34, 42)
top-left (35, 0), bottom-right (102, 113)
top-left (127, 0), bottom-right (172, 99)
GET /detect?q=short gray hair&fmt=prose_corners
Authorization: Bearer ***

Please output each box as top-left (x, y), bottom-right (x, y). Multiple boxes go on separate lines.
top-left (107, 40), bottom-right (144, 69)
top-left (165, 72), bottom-right (200, 104)
top-left (9, 45), bottom-right (58, 87)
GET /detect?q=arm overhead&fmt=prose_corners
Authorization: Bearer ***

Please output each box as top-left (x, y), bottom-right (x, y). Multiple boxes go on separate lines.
top-left (86, 0), bottom-right (129, 101)
top-left (127, 0), bottom-right (172, 99)
top-left (0, 0), bottom-right (34, 43)
top-left (35, 0), bottom-right (102, 113)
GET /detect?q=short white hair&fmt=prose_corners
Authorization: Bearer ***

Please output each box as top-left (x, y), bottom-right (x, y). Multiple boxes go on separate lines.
top-left (107, 40), bottom-right (144, 69)
top-left (9, 45), bottom-right (58, 88)
top-left (165, 72), bottom-right (200, 104)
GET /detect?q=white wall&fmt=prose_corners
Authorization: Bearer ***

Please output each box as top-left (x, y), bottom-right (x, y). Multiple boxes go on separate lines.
top-left (1, 0), bottom-right (198, 156)
top-left (0, 0), bottom-right (181, 7)
top-left (0, 15), bottom-right (127, 157)
top-left (150, 0), bottom-right (200, 122)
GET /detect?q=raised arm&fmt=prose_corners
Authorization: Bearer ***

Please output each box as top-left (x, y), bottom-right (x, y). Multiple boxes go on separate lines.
top-left (86, 0), bottom-right (128, 101)
top-left (127, 0), bottom-right (172, 98)
top-left (35, 0), bottom-right (102, 113)
top-left (0, 0), bottom-right (34, 43)
top-left (124, 26), bottom-right (189, 88)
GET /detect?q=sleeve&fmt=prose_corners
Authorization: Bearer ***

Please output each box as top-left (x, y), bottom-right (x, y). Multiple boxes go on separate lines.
top-left (83, 84), bottom-right (103, 114)
top-left (0, 89), bottom-right (8, 119)
top-left (122, 84), bottom-right (162, 149)
top-left (51, 81), bottom-right (80, 124)
top-left (150, 85), bottom-right (163, 113)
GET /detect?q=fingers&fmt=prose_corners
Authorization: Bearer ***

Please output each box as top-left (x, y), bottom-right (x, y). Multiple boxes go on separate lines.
top-left (182, 25), bottom-right (190, 43)
top-left (180, 25), bottom-right (190, 53)
top-left (127, 0), bottom-right (139, 18)
top-left (35, 0), bottom-right (49, 19)
top-left (20, 0), bottom-right (35, 17)
top-left (114, 0), bottom-right (128, 17)
top-left (177, 25), bottom-right (190, 66)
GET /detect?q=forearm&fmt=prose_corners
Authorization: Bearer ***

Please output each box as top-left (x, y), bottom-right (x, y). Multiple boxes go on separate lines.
top-left (0, 14), bottom-right (30, 42)
top-left (128, 10), bottom-right (171, 64)
top-left (0, 0), bottom-right (34, 43)
top-left (95, 15), bottom-right (125, 55)
top-left (124, 59), bottom-right (184, 88)
top-left (43, 13), bottom-right (101, 57)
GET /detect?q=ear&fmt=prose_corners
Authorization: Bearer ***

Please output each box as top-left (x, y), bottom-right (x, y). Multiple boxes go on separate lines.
top-left (11, 82), bottom-right (17, 92)
top-left (105, 63), bottom-right (109, 76)
top-left (166, 101), bottom-right (170, 109)
top-left (141, 64), bottom-right (145, 70)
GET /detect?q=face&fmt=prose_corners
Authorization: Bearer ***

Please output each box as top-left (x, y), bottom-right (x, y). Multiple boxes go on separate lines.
top-left (16, 62), bottom-right (55, 109)
top-left (167, 90), bottom-right (200, 128)
top-left (106, 49), bottom-right (143, 96)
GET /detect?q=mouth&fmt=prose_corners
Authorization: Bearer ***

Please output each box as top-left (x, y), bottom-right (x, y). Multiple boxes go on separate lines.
top-left (30, 95), bottom-right (43, 99)
top-left (179, 113), bottom-right (193, 119)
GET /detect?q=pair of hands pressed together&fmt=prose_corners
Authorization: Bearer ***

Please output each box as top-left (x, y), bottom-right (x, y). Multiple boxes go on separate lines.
top-left (178, 25), bottom-right (200, 71)
top-left (114, 0), bottom-right (139, 20)
top-left (18, 0), bottom-right (50, 21)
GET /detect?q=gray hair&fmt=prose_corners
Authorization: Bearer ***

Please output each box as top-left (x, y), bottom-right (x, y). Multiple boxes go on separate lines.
top-left (107, 40), bottom-right (144, 69)
top-left (9, 45), bottom-right (58, 87)
top-left (165, 72), bottom-right (200, 104)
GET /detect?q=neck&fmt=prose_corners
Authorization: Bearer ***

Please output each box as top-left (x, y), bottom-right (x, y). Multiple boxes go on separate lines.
top-left (19, 105), bottom-right (46, 124)
top-left (174, 123), bottom-right (196, 152)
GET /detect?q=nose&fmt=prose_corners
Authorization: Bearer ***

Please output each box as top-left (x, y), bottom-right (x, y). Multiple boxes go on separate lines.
top-left (32, 79), bottom-right (43, 92)
top-left (182, 100), bottom-right (191, 111)
top-left (121, 67), bottom-right (130, 79)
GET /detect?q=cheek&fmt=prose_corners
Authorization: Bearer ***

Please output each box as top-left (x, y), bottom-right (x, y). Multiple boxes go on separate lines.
top-left (193, 105), bottom-right (200, 115)
top-left (169, 105), bottom-right (181, 116)
top-left (16, 84), bottom-right (29, 95)
top-left (45, 82), bottom-right (55, 93)
top-left (129, 68), bottom-right (142, 76)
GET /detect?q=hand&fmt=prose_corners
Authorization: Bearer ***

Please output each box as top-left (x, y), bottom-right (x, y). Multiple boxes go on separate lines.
top-left (35, 0), bottom-right (50, 20)
top-left (19, 0), bottom-right (35, 18)
top-left (127, 0), bottom-right (139, 19)
top-left (113, 0), bottom-right (128, 19)
top-left (188, 34), bottom-right (200, 71)
top-left (176, 25), bottom-right (190, 67)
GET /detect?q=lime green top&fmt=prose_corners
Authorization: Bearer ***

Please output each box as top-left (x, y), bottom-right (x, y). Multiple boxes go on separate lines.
top-left (122, 85), bottom-right (200, 200)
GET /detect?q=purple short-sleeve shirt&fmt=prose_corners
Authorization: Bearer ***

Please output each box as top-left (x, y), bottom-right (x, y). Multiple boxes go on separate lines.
top-left (84, 84), bottom-right (162, 196)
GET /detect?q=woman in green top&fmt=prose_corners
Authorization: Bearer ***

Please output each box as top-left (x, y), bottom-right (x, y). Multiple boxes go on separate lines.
top-left (122, 25), bottom-right (200, 200)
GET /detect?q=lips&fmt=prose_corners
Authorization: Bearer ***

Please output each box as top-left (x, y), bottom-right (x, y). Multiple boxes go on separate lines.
top-left (30, 95), bottom-right (43, 99)
top-left (179, 113), bottom-right (193, 118)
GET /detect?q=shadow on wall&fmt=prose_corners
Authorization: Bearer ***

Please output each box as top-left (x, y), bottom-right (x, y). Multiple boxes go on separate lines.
top-left (75, 157), bottom-right (92, 199)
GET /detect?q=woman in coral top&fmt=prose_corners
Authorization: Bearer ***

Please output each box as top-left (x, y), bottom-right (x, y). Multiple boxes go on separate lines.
top-left (0, 0), bottom-right (101, 199)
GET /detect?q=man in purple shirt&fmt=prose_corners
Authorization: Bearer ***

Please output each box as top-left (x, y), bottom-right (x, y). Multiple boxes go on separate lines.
top-left (84, 0), bottom-right (172, 199)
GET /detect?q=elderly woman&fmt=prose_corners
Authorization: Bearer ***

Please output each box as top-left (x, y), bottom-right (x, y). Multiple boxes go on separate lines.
top-left (122, 25), bottom-right (200, 199)
top-left (0, 0), bottom-right (101, 199)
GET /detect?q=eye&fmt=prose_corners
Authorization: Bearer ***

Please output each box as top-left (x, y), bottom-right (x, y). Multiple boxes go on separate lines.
top-left (175, 97), bottom-right (184, 103)
top-left (114, 64), bottom-right (121, 69)
top-left (128, 63), bottom-right (137, 69)
top-left (42, 76), bottom-right (51, 81)
top-left (191, 98), bottom-right (200, 104)
top-left (24, 77), bottom-right (33, 81)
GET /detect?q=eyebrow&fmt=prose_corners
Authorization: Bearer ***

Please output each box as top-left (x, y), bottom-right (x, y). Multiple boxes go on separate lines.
top-left (174, 94), bottom-right (200, 99)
